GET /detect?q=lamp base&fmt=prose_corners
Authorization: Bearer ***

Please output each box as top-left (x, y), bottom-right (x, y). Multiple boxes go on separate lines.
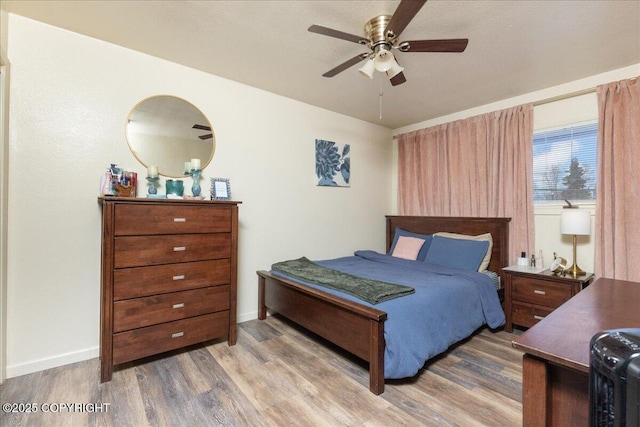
top-left (567, 233), bottom-right (588, 278)
top-left (566, 263), bottom-right (586, 278)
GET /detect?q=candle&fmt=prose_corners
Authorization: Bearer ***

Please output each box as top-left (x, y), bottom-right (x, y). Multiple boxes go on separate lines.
top-left (147, 165), bottom-right (158, 177)
top-left (190, 158), bottom-right (201, 170)
top-left (184, 161), bottom-right (191, 173)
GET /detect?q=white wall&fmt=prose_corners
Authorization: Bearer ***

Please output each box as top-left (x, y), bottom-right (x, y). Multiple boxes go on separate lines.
top-left (5, 15), bottom-right (393, 377)
top-left (0, 6), bottom-right (10, 384)
top-left (393, 64), bottom-right (640, 274)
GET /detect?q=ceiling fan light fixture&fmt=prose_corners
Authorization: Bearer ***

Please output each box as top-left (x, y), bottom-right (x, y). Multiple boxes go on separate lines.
top-left (358, 58), bottom-right (376, 79)
top-left (386, 60), bottom-right (404, 79)
top-left (374, 48), bottom-right (395, 72)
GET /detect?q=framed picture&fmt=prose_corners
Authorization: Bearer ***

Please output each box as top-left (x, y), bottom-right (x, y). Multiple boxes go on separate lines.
top-left (210, 178), bottom-right (231, 200)
top-left (315, 139), bottom-right (350, 187)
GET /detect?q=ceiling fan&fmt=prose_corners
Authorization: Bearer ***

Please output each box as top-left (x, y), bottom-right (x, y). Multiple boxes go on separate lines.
top-left (308, 0), bottom-right (468, 86)
top-left (192, 124), bottom-right (213, 140)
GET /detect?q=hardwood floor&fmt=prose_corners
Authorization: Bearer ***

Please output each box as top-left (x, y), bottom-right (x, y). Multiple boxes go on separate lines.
top-left (0, 315), bottom-right (523, 426)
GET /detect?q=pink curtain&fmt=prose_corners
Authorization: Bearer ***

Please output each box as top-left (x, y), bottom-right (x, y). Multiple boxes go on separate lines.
top-left (595, 77), bottom-right (640, 281)
top-left (397, 104), bottom-right (534, 265)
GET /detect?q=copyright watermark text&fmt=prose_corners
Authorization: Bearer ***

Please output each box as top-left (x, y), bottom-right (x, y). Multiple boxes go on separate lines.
top-left (2, 402), bottom-right (110, 413)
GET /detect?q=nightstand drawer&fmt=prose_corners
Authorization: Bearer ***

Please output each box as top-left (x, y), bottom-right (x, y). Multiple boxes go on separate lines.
top-left (113, 285), bottom-right (230, 333)
top-left (503, 267), bottom-right (593, 332)
top-left (512, 302), bottom-right (554, 328)
top-left (512, 276), bottom-right (571, 308)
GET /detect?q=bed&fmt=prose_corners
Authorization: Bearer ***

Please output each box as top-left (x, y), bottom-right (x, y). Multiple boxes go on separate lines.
top-left (256, 215), bottom-right (510, 395)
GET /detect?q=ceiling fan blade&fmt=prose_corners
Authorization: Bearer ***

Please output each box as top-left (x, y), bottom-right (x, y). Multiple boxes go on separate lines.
top-left (322, 53), bottom-right (369, 77)
top-left (390, 71), bottom-right (407, 86)
top-left (384, 0), bottom-right (427, 39)
top-left (308, 24), bottom-right (368, 44)
top-left (400, 39), bottom-right (469, 53)
top-left (198, 134), bottom-right (213, 140)
top-left (193, 124), bottom-right (211, 131)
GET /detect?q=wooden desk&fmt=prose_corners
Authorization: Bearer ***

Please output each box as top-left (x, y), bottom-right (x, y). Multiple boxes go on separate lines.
top-left (512, 277), bottom-right (640, 426)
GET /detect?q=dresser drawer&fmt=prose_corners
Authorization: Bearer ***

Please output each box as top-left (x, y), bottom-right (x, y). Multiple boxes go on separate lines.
top-left (112, 311), bottom-right (229, 365)
top-left (511, 276), bottom-right (571, 308)
top-left (114, 233), bottom-right (231, 268)
top-left (114, 259), bottom-right (230, 300)
top-left (114, 204), bottom-right (231, 236)
top-left (113, 286), bottom-right (229, 332)
top-left (512, 301), bottom-right (554, 328)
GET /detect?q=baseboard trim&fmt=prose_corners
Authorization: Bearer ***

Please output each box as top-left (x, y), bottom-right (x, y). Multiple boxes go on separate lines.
top-left (238, 310), bottom-right (257, 323)
top-left (6, 346), bottom-right (99, 379)
top-left (6, 312), bottom-right (261, 378)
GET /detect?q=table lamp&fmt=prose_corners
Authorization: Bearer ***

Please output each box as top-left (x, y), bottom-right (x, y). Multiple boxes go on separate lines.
top-left (560, 209), bottom-right (591, 278)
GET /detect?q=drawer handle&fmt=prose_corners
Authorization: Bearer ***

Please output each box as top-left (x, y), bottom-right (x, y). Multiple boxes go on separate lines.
top-left (171, 332), bottom-right (184, 338)
top-left (534, 315), bottom-right (545, 320)
top-left (172, 275), bottom-right (185, 281)
top-left (533, 290), bottom-right (546, 295)
top-left (173, 218), bottom-right (186, 222)
top-left (173, 246), bottom-right (186, 252)
top-left (172, 303), bottom-right (184, 309)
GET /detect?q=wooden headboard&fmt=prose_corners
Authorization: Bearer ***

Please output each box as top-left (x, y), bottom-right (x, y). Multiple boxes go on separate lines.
top-left (385, 216), bottom-right (511, 283)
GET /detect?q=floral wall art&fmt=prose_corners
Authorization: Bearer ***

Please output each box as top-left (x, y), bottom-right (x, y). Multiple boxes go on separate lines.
top-left (315, 139), bottom-right (350, 187)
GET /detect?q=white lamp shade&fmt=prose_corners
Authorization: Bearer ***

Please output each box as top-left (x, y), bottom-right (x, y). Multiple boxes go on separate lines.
top-left (358, 59), bottom-right (375, 79)
top-left (386, 60), bottom-right (404, 78)
top-left (374, 48), bottom-right (395, 72)
top-left (560, 209), bottom-right (591, 235)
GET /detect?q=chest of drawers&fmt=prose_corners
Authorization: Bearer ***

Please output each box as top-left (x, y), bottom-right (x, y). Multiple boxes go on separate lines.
top-left (99, 197), bottom-right (240, 382)
top-left (503, 267), bottom-right (593, 332)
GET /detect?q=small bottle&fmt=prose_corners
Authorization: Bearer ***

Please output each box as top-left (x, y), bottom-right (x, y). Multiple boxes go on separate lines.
top-left (538, 250), bottom-right (544, 268)
top-left (530, 254), bottom-right (536, 267)
top-left (518, 251), bottom-right (528, 266)
top-left (100, 169), bottom-right (112, 195)
top-left (99, 172), bottom-right (106, 195)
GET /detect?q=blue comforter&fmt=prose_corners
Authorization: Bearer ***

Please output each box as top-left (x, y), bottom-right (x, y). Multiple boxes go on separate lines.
top-left (271, 250), bottom-right (505, 379)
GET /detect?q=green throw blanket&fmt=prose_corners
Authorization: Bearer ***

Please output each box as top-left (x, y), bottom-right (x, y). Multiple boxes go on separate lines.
top-left (271, 257), bottom-right (415, 305)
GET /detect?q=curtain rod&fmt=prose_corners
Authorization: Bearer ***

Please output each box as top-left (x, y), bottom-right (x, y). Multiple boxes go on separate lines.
top-left (534, 76), bottom-right (638, 106)
top-left (392, 88), bottom-right (596, 139)
top-left (393, 76), bottom-right (638, 138)
top-left (532, 87), bottom-right (596, 106)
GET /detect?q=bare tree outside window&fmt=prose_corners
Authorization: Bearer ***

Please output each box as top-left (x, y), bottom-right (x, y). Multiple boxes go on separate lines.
top-left (540, 164), bottom-right (563, 201)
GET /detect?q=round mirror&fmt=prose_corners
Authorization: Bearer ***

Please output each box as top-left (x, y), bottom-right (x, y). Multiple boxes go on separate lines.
top-left (126, 95), bottom-right (215, 177)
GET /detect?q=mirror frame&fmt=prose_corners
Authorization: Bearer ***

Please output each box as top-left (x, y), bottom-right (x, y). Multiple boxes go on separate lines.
top-left (126, 95), bottom-right (215, 178)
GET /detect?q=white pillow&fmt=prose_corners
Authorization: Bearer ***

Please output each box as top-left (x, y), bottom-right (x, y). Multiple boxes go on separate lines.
top-left (433, 232), bottom-right (493, 272)
top-left (391, 236), bottom-right (425, 261)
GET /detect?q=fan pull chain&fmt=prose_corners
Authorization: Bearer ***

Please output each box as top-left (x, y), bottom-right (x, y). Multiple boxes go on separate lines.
top-left (379, 76), bottom-right (384, 120)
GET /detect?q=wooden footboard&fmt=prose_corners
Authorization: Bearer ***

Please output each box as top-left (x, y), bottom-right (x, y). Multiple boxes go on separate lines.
top-left (257, 270), bottom-right (387, 395)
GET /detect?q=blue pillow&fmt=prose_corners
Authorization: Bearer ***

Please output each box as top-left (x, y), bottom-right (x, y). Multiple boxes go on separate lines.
top-left (388, 228), bottom-right (433, 261)
top-left (425, 236), bottom-right (490, 271)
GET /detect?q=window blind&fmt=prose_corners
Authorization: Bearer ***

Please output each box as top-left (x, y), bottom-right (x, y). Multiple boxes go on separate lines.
top-left (532, 121), bottom-right (598, 203)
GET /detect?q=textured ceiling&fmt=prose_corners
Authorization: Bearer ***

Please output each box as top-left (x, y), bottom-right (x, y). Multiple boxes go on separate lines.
top-left (5, 0), bottom-right (640, 129)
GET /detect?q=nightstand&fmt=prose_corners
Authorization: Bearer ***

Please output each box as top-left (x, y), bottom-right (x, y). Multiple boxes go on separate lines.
top-left (503, 266), bottom-right (594, 332)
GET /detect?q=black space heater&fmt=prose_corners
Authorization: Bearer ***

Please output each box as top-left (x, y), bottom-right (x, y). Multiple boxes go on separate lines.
top-left (590, 328), bottom-right (640, 427)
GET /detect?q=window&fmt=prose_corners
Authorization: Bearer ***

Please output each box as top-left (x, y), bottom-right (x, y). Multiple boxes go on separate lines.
top-left (532, 121), bottom-right (597, 203)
